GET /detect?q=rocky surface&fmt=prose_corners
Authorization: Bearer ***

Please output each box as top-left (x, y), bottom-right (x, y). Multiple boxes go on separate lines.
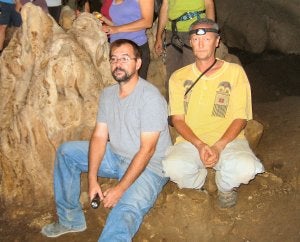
top-left (0, 4), bottom-right (113, 218)
top-left (0, 2), bottom-right (299, 242)
top-left (215, 0), bottom-right (300, 54)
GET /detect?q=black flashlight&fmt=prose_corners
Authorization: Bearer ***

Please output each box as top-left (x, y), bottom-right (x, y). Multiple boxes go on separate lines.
top-left (91, 194), bottom-right (100, 209)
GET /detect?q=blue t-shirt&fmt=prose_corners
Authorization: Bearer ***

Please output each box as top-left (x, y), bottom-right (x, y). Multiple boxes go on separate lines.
top-left (97, 78), bottom-right (171, 176)
top-left (109, 0), bottom-right (147, 46)
top-left (0, 0), bottom-right (14, 4)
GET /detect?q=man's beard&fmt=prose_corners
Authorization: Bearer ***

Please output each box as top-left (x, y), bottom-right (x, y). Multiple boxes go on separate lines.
top-left (112, 67), bottom-right (134, 84)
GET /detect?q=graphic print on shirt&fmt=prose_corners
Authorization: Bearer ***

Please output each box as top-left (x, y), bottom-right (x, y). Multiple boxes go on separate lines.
top-left (183, 79), bottom-right (193, 114)
top-left (212, 81), bottom-right (231, 118)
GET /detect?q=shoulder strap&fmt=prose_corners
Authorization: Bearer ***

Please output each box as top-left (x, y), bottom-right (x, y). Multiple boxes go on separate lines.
top-left (184, 59), bottom-right (217, 97)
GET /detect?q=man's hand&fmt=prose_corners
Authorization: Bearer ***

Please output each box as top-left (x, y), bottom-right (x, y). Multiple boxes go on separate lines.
top-left (154, 38), bottom-right (163, 56)
top-left (102, 186), bottom-right (124, 208)
top-left (197, 143), bottom-right (210, 164)
top-left (204, 145), bottom-right (220, 167)
top-left (197, 143), bottom-right (219, 168)
top-left (89, 180), bottom-right (104, 202)
top-left (102, 25), bottom-right (115, 35)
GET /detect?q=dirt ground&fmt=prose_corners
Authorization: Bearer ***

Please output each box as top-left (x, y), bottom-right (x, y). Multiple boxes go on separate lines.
top-left (1, 52), bottom-right (299, 242)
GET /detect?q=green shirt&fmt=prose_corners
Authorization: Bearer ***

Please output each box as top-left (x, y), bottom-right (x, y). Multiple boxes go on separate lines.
top-left (167, 0), bottom-right (206, 32)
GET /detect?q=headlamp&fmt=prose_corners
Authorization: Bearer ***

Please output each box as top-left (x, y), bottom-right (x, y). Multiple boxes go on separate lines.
top-left (189, 28), bottom-right (219, 36)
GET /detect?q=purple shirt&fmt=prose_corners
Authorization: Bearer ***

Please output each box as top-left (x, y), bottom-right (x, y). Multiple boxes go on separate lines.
top-left (109, 0), bottom-right (147, 46)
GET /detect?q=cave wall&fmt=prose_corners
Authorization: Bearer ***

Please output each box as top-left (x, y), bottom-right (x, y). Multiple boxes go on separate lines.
top-left (0, 4), bottom-right (113, 218)
top-left (215, 0), bottom-right (300, 54)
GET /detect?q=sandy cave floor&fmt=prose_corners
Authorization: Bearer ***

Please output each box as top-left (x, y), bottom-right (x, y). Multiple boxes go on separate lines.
top-left (0, 52), bottom-right (299, 242)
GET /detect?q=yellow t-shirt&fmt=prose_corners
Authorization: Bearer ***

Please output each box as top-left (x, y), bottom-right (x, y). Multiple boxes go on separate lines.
top-left (167, 0), bottom-right (206, 32)
top-left (169, 60), bottom-right (252, 146)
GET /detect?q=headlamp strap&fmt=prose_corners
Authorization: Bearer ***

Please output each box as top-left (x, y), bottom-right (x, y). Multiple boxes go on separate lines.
top-left (189, 28), bottom-right (219, 36)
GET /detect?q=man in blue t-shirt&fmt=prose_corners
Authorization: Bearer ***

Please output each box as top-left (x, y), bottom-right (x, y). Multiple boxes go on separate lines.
top-left (0, 0), bottom-right (22, 54)
top-left (41, 39), bottom-right (171, 241)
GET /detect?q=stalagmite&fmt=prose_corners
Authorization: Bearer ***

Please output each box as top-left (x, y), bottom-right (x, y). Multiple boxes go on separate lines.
top-left (0, 3), bottom-right (113, 218)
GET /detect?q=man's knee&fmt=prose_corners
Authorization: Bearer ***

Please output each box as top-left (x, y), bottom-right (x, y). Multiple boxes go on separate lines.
top-left (56, 142), bottom-right (83, 167)
top-left (233, 153), bottom-right (262, 183)
top-left (162, 158), bottom-right (207, 189)
top-left (162, 158), bottom-right (186, 179)
top-left (57, 142), bottom-right (74, 156)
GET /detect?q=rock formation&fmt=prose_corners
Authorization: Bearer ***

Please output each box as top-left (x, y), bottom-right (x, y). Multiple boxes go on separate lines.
top-left (215, 0), bottom-right (300, 54)
top-left (0, 3), bottom-right (113, 218)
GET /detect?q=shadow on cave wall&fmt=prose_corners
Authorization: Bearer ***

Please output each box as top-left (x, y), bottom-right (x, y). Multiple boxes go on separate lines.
top-left (229, 48), bottom-right (300, 103)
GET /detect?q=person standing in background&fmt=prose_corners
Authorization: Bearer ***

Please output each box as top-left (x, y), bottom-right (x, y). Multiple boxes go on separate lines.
top-left (63, 0), bottom-right (90, 16)
top-left (46, 0), bottom-right (62, 23)
top-left (154, 0), bottom-right (215, 100)
top-left (101, 0), bottom-right (154, 80)
top-left (89, 0), bottom-right (100, 13)
top-left (93, 0), bottom-right (113, 30)
top-left (100, 0), bottom-right (111, 20)
top-left (77, 0), bottom-right (90, 15)
top-left (0, 0), bottom-right (22, 55)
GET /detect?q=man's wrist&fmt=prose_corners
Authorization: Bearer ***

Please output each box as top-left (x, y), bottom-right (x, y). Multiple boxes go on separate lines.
top-left (156, 31), bottom-right (163, 40)
top-left (88, 172), bottom-right (98, 183)
top-left (213, 141), bottom-right (226, 152)
top-left (194, 140), bottom-right (206, 150)
top-left (115, 182), bottom-right (127, 194)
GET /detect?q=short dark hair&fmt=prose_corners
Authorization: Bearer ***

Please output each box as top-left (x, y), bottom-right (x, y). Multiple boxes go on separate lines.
top-left (109, 39), bottom-right (142, 59)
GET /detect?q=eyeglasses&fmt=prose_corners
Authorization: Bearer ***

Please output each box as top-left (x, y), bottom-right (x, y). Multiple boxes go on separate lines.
top-left (189, 28), bottom-right (219, 36)
top-left (109, 55), bottom-right (137, 64)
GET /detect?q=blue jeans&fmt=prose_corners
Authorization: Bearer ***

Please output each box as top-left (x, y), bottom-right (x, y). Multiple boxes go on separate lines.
top-left (54, 141), bottom-right (168, 242)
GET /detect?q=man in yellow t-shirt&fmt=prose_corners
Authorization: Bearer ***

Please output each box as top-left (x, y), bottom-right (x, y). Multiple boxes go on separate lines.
top-left (162, 18), bottom-right (264, 208)
top-left (154, 0), bottom-right (215, 100)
